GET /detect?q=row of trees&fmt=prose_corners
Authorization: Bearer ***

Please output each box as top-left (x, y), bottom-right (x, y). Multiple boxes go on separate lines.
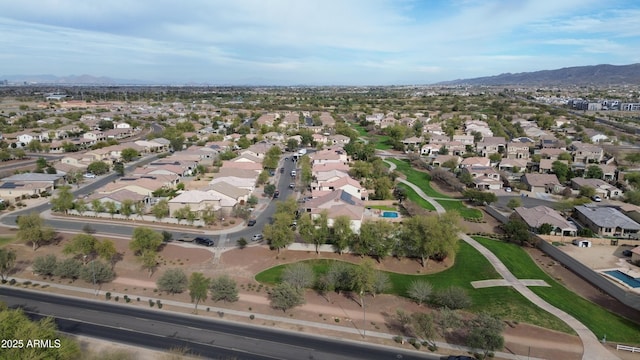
top-left (32, 254), bottom-right (115, 284)
top-left (182, 272), bottom-right (240, 313)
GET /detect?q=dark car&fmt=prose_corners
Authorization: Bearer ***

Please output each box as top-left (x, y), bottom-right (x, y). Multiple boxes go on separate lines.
top-left (280, 167), bottom-right (284, 173)
top-left (194, 237), bottom-right (214, 247)
top-left (446, 356), bottom-right (475, 360)
top-left (273, 190), bottom-right (280, 198)
top-left (247, 219), bottom-right (257, 226)
top-left (622, 249), bottom-right (632, 257)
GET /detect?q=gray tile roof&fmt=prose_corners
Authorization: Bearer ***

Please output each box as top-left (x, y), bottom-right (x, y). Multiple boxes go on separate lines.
top-left (575, 205), bottom-right (640, 230)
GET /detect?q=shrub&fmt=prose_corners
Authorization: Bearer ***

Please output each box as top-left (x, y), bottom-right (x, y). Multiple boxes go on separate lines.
top-left (149, 299), bottom-right (154, 307)
top-left (114, 296), bottom-right (119, 302)
top-left (9, 279), bottom-right (16, 285)
top-left (249, 314), bottom-right (255, 320)
top-left (393, 336), bottom-right (404, 343)
top-left (431, 286), bottom-right (472, 309)
top-left (156, 268), bottom-right (188, 294)
top-left (106, 292), bottom-right (111, 300)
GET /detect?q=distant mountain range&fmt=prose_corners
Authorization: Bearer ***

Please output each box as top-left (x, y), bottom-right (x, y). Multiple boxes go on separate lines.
top-left (438, 63), bottom-right (640, 86)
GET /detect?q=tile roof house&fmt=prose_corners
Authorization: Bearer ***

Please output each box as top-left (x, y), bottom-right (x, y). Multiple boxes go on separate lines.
top-left (521, 173), bottom-right (561, 193)
top-left (463, 166), bottom-right (502, 190)
top-left (318, 176), bottom-right (368, 201)
top-left (168, 190), bottom-right (235, 217)
top-left (506, 141), bottom-right (531, 160)
top-left (513, 205), bottom-right (577, 236)
top-left (475, 137), bottom-right (506, 157)
top-left (460, 157), bottom-right (491, 168)
top-left (570, 178), bottom-right (624, 199)
top-left (497, 158), bottom-right (527, 173)
top-left (302, 190), bottom-right (365, 233)
top-left (570, 142), bottom-right (604, 164)
top-left (574, 205), bottom-right (640, 238)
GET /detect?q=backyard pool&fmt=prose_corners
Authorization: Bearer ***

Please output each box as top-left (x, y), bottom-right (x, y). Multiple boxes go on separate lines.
top-left (604, 270), bottom-right (640, 288)
top-left (380, 211), bottom-right (399, 218)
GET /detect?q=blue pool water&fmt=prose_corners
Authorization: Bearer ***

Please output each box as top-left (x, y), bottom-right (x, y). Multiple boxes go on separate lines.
top-left (381, 211), bottom-right (399, 218)
top-left (604, 270), bottom-right (640, 288)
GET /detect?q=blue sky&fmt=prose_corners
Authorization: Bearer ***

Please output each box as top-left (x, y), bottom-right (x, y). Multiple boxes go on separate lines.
top-left (1, 0), bottom-right (639, 85)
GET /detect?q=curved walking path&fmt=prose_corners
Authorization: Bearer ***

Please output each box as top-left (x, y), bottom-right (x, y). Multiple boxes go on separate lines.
top-left (385, 160), bottom-right (619, 360)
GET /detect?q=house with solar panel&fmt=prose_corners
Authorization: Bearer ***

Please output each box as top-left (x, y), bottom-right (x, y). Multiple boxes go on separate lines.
top-left (573, 205), bottom-right (640, 239)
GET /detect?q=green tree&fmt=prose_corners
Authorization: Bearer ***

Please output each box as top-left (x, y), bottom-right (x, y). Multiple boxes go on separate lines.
top-left (134, 201), bottom-right (145, 219)
top-left (269, 282), bottom-right (305, 312)
top-left (331, 215), bottom-right (353, 255)
top-left (585, 165), bottom-right (603, 179)
top-left (0, 305), bottom-right (80, 359)
top-left (286, 138), bottom-right (299, 151)
top-left (432, 286), bottom-right (472, 309)
top-left (157, 268), bottom-right (188, 294)
top-left (356, 220), bottom-right (396, 261)
top-left (625, 152), bottom-right (640, 165)
top-left (129, 227), bottom-right (163, 255)
top-left (54, 258), bottom-right (82, 279)
top-left (407, 280), bottom-right (433, 306)
top-left (120, 147), bottom-right (140, 162)
top-left (538, 223), bottom-right (555, 235)
top-left (114, 162), bottom-right (125, 176)
top-left (552, 160), bottom-right (571, 183)
top-left (0, 248), bottom-right (17, 280)
top-left (351, 259), bottom-right (376, 305)
top-left (80, 260), bottom-right (115, 284)
top-left (188, 272), bottom-right (210, 313)
top-left (32, 254), bottom-right (58, 276)
top-left (400, 212), bottom-right (460, 267)
top-left (51, 185), bottom-right (74, 213)
top-left (579, 186), bottom-right (596, 198)
top-left (263, 183), bottom-right (276, 197)
top-left (209, 275), bottom-right (239, 303)
top-left (104, 201), bottom-right (118, 218)
top-left (17, 212), bottom-right (56, 251)
top-left (412, 312), bottom-right (437, 347)
top-left (152, 199), bottom-right (169, 220)
top-left (463, 189), bottom-right (498, 205)
top-left (139, 249), bottom-right (158, 278)
top-left (96, 239), bottom-right (118, 267)
top-left (282, 262), bottom-right (315, 289)
top-left (503, 219), bottom-right (532, 245)
top-left (74, 198), bottom-right (87, 215)
top-left (91, 199), bottom-right (105, 213)
top-left (506, 198), bottom-right (521, 209)
top-left (466, 313), bottom-right (505, 359)
top-left (87, 161), bottom-right (110, 175)
top-left (62, 233), bottom-right (98, 264)
top-left (120, 199), bottom-right (134, 219)
top-left (263, 212), bottom-right (295, 253)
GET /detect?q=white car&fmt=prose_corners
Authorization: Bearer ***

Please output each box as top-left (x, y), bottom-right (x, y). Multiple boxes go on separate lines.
top-left (592, 195), bottom-right (602, 202)
top-left (251, 234), bottom-right (264, 241)
top-left (504, 187), bottom-right (512, 192)
top-left (83, 173), bottom-right (96, 179)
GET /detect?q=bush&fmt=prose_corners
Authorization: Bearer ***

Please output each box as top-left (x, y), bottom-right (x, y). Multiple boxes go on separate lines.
top-left (33, 254), bottom-right (58, 277)
top-left (54, 258), bottom-right (82, 279)
top-left (149, 299), bottom-right (154, 307)
top-left (106, 292), bottom-right (111, 300)
top-left (432, 286), bottom-right (472, 309)
top-left (114, 296), bottom-right (119, 302)
top-left (249, 314), bottom-right (255, 320)
top-left (156, 268), bottom-right (188, 294)
top-left (9, 279), bottom-right (16, 285)
top-left (393, 336), bottom-right (404, 343)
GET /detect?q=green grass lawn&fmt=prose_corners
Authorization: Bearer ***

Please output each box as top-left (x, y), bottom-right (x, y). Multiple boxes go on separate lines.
top-left (396, 183), bottom-right (436, 211)
top-left (374, 135), bottom-right (393, 150)
top-left (368, 205), bottom-right (397, 211)
top-left (351, 123), bottom-right (369, 137)
top-left (388, 159), bottom-right (445, 198)
top-left (0, 237), bottom-right (15, 247)
top-left (255, 241), bottom-right (573, 333)
top-left (388, 159), bottom-right (482, 219)
top-left (475, 237), bottom-right (640, 344)
top-left (437, 199), bottom-right (483, 219)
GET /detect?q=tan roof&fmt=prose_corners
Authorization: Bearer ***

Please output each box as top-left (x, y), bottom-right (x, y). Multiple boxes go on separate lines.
top-left (86, 189), bottom-right (145, 203)
top-left (208, 180), bottom-right (251, 199)
top-left (522, 173), bottom-right (560, 187)
top-left (216, 167), bottom-right (259, 179)
top-left (222, 161), bottom-right (262, 172)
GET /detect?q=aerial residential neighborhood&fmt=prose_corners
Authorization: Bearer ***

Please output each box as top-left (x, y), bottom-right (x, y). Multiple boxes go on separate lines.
top-left (0, 83), bottom-right (639, 360)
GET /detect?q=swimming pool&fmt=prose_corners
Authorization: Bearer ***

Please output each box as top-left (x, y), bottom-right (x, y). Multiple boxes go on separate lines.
top-left (380, 211), bottom-right (399, 218)
top-left (604, 270), bottom-right (640, 288)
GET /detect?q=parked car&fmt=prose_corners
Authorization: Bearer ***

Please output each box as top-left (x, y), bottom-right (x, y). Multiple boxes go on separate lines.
top-left (504, 187), bottom-right (512, 192)
top-left (177, 234), bottom-right (194, 242)
top-left (289, 183), bottom-right (295, 189)
top-left (269, 170), bottom-right (275, 176)
top-left (592, 195), bottom-right (602, 202)
top-left (83, 173), bottom-right (96, 179)
top-left (247, 219), bottom-right (257, 226)
top-left (273, 190), bottom-right (280, 198)
top-left (279, 167), bottom-right (284, 173)
top-left (252, 234), bottom-right (264, 241)
top-left (622, 249), bottom-right (633, 257)
top-left (194, 237), bottom-right (214, 247)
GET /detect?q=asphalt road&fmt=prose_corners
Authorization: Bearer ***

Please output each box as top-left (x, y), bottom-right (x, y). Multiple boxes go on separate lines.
top-left (0, 287), bottom-right (437, 360)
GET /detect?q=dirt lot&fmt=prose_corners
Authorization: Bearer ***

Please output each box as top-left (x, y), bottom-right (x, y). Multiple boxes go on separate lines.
top-left (3, 205), bottom-right (640, 359)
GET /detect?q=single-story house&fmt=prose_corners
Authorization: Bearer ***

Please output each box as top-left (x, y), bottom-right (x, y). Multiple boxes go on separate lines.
top-left (513, 205), bottom-right (577, 236)
top-left (573, 205), bottom-right (640, 238)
